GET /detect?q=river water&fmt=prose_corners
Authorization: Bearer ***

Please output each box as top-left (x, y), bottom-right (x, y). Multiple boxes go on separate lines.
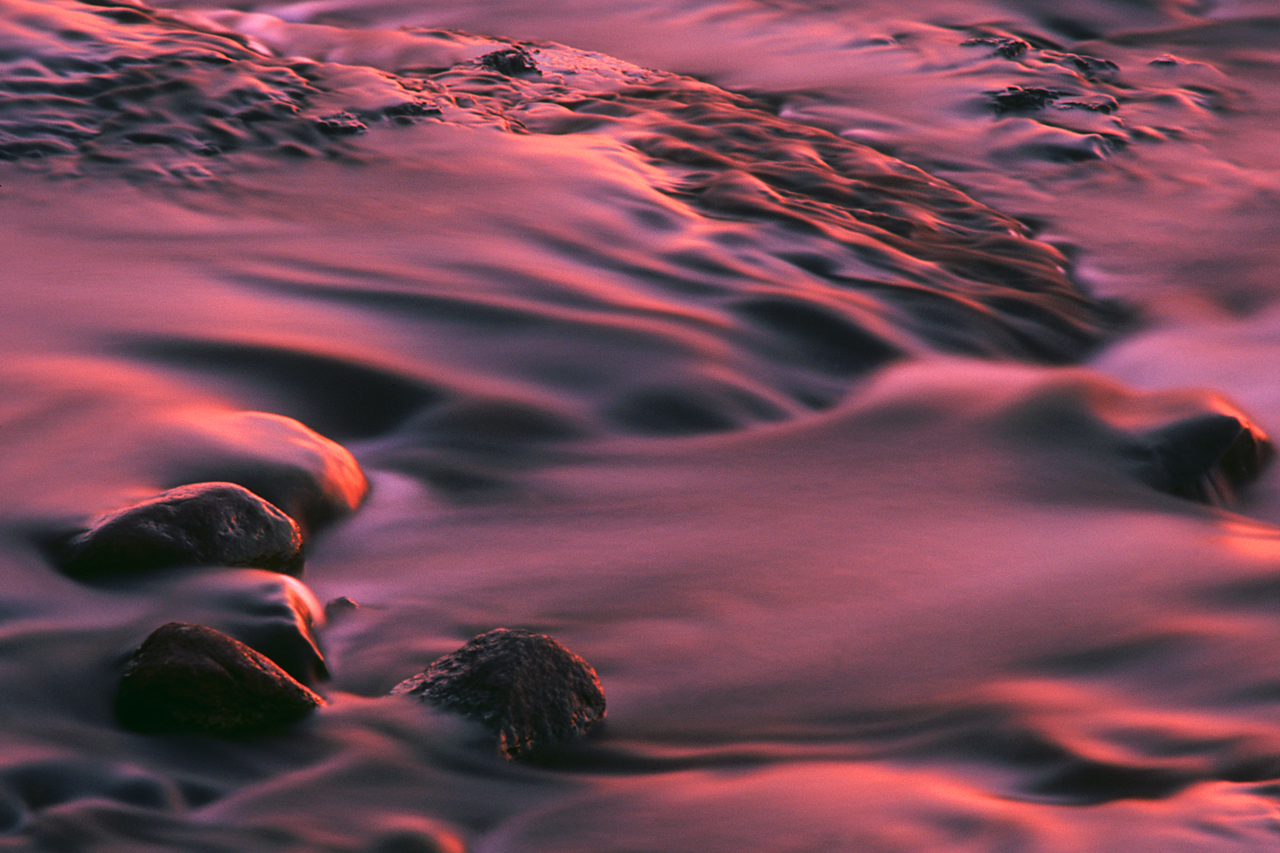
top-left (3, 0), bottom-right (1280, 850)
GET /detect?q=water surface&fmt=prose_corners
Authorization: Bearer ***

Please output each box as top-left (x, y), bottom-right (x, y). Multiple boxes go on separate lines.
top-left (3, 0), bottom-right (1280, 849)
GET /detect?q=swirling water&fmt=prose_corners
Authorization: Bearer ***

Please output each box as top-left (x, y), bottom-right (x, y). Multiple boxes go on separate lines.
top-left (3, 0), bottom-right (1280, 849)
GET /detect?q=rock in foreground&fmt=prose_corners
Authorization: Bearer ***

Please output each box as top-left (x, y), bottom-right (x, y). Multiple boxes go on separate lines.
top-left (115, 622), bottom-right (324, 736)
top-left (60, 483), bottom-right (304, 581)
top-left (392, 628), bottom-right (606, 760)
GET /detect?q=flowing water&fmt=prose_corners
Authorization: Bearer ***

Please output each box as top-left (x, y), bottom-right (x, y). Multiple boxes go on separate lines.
top-left (4, 0), bottom-right (1280, 849)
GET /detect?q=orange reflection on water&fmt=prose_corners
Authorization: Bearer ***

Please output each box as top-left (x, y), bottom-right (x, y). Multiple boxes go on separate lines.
top-left (1216, 518), bottom-right (1280, 563)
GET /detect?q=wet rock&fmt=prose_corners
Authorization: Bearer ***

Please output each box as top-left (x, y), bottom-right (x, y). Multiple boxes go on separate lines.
top-left (989, 86), bottom-right (1064, 114)
top-left (189, 571), bottom-right (329, 686)
top-left (152, 409), bottom-right (370, 535)
top-left (115, 622), bottom-right (324, 736)
top-left (1128, 411), bottom-right (1274, 506)
top-left (478, 48), bottom-right (541, 77)
top-left (1059, 96), bottom-right (1119, 114)
top-left (323, 596), bottom-right (361, 622)
top-left (124, 569), bottom-right (328, 686)
top-left (961, 37), bottom-right (1029, 59)
top-left (315, 111), bottom-right (367, 136)
top-left (391, 628), bottom-right (606, 760)
top-left (60, 483), bottom-right (304, 581)
top-left (1060, 54), bottom-right (1120, 82)
top-left (223, 573), bottom-right (327, 686)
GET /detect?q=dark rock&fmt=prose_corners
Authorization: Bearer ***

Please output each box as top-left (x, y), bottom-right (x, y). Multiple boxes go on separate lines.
top-left (1059, 96), bottom-right (1119, 114)
top-left (115, 622), bottom-right (324, 736)
top-left (201, 572), bottom-right (328, 686)
top-left (989, 86), bottom-right (1064, 114)
top-left (1127, 411), bottom-right (1274, 506)
top-left (391, 628), bottom-right (606, 760)
top-left (1061, 53), bottom-right (1120, 82)
top-left (961, 37), bottom-right (1030, 59)
top-left (120, 569), bottom-right (328, 686)
top-left (323, 596), bottom-right (361, 622)
top-left (315, 111), bottom-right (367, 136)
top-left (478, 48), bottom-right (541, 77)
top-left (60, 483), bottom-right (304, 581)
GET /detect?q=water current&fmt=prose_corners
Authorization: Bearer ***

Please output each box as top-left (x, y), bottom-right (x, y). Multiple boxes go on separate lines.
top-left (3, 0), bottom-right (1280, 849)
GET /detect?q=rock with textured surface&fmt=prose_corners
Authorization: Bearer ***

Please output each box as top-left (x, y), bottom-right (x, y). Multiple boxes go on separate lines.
top-left (392, 628), bottom-right (606, 760)
top-left (60, 483), bottom-right (304, 581)
top-left (115, 622), bottom-right (324, 736)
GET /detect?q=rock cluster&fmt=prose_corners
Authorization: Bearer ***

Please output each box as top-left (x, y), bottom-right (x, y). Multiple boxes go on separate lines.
top-left (83, 472), bottom-right (339, 734)
top-left (478, 48), bottom-right (541, 77)
top-left (54, 419), bottom-right (606, 755)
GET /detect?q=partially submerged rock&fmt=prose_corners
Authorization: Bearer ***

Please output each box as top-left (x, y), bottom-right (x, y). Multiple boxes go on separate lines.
top-left (479, 48), bottom-right (541, 77)
top-left (1128, 411), bottom-right (1274, 506)
top-left (115, 622), bottom-right (324, 736)
top-left (151, 410), bottom-right (370, 535)
top-left (162, 570), bottom-right (330, 687)
top-left (392, 628), bottom-right (606, 760)
top-left (61, 483), bottom-right (304, 581)
top-left (989, 86), bottom-right (1064, 114)
top-left (222, 573), bottom-right (329, 687)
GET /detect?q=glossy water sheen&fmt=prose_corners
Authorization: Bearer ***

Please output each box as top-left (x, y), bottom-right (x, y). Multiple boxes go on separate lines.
top-left (3, 0), bottom-right (1280, 850)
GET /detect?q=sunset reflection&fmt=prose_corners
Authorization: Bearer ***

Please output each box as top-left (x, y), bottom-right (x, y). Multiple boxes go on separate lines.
top-left (2, 0), bottom-right (1280, 849)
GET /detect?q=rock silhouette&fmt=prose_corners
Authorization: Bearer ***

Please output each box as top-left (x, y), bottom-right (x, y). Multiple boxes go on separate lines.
top-left (1129, 411), bottom-right (1274, 505)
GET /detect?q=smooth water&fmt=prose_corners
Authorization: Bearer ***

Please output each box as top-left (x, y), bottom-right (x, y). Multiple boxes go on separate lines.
top-left (3, 0), bottom-right (1280, 849)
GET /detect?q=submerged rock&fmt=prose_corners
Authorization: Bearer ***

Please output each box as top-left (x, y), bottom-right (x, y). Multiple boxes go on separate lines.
top-left (222, 574), bottom-right (328, 687)
top-left (60, 483), bottom-right (304, 581)
top-left (961, 36), bottom-right (1030, 59)
top-left (115, 622), bottom-right (324, 736)
top-left (392, 628), bottom-right (606, 760)
top-left (151, 410), bottom-right (370, 535)
top-left (177, 571), bottom-right (330, 687)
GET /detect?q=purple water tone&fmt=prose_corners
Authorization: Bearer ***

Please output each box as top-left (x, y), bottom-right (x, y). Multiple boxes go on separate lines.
top-left (3, 0), bottom-right (1280, 849)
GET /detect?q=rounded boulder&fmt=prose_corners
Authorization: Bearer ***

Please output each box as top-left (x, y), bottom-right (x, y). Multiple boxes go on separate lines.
top-left (392, 628), bottom-right (606, 760)
top-left (60, 483), bottom-right (304, 581)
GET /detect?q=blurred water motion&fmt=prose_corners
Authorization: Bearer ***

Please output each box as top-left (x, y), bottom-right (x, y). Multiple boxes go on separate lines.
top-left (3, 0), bottom-right (1280, 849)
